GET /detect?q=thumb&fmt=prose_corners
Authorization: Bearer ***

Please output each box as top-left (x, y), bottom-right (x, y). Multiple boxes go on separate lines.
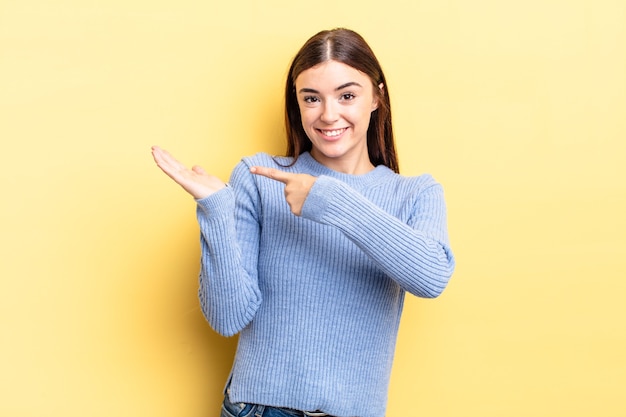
top-left (192, 165), bottom-right (208, 176)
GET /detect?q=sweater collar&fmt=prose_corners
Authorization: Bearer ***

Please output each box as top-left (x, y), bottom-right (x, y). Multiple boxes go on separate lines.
top-left (295, 152), bottom-right (395, 189)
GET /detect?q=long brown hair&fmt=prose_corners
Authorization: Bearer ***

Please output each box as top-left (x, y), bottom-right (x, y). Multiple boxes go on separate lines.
top-left (284, 28), bottom-right (399, 173)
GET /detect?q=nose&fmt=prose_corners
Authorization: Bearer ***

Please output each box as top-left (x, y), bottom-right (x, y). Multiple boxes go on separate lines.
top-left (320, 101), bottom-right (339, 123)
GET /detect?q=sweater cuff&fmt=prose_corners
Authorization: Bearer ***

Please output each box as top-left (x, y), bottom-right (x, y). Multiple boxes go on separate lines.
top-left (301, 176), bottom-right (341, 222)
top-left (196, 186), bottom-right (235, 216)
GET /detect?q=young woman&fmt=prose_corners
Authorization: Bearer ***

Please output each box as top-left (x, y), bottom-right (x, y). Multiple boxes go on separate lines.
top-left (152, 28), bottom-right (455, 417)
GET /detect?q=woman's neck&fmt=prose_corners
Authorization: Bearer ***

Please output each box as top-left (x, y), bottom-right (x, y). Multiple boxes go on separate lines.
top-left (310, 148), bottom-right (375, 175)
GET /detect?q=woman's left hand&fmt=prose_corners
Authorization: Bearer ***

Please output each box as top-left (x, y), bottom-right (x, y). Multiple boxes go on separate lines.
top-left (250, 166), bottom-right (317, 216)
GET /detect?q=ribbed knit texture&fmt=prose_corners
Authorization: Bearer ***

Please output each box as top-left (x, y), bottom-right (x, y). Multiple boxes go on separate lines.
top-left (196, 152), bottom-right (455, 417)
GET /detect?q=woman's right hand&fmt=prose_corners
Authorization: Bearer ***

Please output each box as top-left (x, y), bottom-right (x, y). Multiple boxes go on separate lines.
top-left (151, 146), bottom-right (226, 200)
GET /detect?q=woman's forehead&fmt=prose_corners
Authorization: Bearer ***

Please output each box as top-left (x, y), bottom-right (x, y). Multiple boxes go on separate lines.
top-left (295, 60), bottom-right (372, 89)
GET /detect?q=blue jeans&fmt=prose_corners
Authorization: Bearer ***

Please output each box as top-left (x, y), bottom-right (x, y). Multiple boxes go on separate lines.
top-left (220, 393), bottom-right (329, 417)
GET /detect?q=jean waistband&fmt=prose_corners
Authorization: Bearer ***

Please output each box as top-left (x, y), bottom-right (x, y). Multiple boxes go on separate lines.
top-left (263, 405), bottom-right (329, 417)
top-left (225, 388), bottom-right (331, 417)
top-left (302, 411), bottom-right (328, 417)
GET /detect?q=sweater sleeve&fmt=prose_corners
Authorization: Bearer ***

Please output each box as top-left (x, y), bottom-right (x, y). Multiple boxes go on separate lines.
top-left (195, 161), bottom-right (263, 336)
top-left (300, 175), bottom-right (455, 298)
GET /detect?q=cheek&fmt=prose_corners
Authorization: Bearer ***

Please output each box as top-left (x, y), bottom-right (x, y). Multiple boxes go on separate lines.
top-left (348, 106), bottom-right (373, 128)
top-left (299, 108), bottom-right (317, 127)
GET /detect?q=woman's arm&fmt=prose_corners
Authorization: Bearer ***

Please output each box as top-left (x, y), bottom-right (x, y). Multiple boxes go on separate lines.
top-left (300, 176), bottom-right (455, 298)
top-left (150, 146), bottom-right (262, 336)
top-left (196, 162), bottom-right (263, 336)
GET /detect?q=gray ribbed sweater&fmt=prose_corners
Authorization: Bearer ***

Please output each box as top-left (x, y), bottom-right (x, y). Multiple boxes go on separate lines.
top-left (196, 152), bottom-right (455, 417)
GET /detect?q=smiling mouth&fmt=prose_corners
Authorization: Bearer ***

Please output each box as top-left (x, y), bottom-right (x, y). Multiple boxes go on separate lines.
top-left (318, 128), bottom-right (347, 138)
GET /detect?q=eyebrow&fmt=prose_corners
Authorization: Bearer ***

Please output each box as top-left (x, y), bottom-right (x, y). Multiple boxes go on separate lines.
top-left (298, 82), bottom-right (363, 94)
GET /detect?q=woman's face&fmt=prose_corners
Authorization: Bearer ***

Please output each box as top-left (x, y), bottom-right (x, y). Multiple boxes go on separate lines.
top-left (295, 60), bottom-right (379, 174)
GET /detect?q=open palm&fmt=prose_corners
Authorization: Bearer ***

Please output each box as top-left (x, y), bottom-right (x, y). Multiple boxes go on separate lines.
top-left (151, 146), bottom-right (226, 200)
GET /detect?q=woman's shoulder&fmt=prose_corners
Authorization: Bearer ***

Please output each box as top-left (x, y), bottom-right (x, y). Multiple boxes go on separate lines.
top-left (396, 171), bottom-right (438, 186)
top-left (379, 166), bottom-right (436, 185)
top-left (383, 171), bottom-right (444, 199)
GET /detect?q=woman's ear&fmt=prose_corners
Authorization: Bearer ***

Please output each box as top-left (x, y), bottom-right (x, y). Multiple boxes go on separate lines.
top-left (372, 83), bottom-right (385, 111)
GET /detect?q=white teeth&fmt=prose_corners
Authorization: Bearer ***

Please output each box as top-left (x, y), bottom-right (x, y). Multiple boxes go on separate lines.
top-left (322, 128), bottom-right (345, 137)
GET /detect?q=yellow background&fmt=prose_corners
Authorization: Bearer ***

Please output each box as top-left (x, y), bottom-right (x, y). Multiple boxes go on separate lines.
top-left (1, 0), bottom-right (625, 416)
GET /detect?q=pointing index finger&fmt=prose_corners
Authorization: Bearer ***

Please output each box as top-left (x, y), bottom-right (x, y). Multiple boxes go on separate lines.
top-left (250, 166), bottom-right (292, 184)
